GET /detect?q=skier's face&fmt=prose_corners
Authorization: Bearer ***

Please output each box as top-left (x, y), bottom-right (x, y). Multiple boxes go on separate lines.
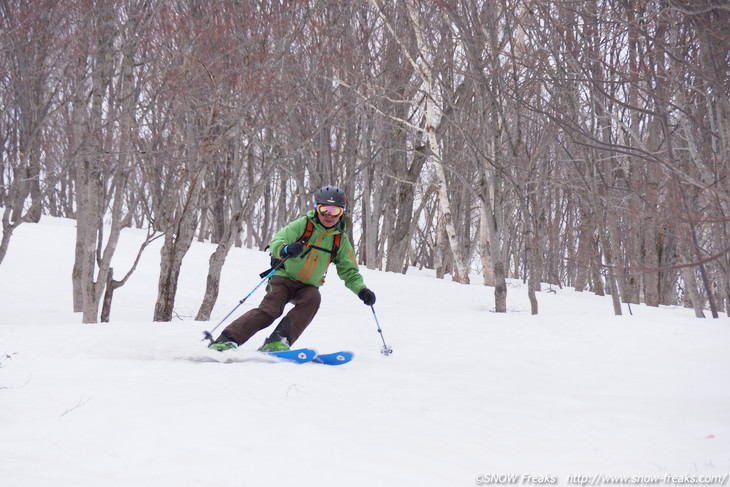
top-left (316, 204), bottom-right (344, 228)
top-left (318, 211), bottom-right (341, 228)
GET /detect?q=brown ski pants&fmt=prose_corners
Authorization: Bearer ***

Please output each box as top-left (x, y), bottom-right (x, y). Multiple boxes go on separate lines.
top-left (219, 275), bottom-right (321, 346)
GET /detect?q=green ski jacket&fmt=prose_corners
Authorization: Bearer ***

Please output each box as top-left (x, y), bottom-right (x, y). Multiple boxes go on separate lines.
top-left (269, 210), bottom-right (366, 294)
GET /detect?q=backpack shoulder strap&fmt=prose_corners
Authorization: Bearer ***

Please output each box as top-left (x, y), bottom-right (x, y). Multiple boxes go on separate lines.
top-left (298, 219), bottom-right (315, 244)
top-left (331, 233), bottom-right (341, 262)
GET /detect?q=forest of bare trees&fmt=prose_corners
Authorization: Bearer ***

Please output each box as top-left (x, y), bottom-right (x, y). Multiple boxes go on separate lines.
top-left (1, 0), bottom-right (728, 323)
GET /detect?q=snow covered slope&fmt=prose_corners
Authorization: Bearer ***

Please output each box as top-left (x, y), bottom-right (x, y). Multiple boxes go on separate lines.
top-left (1, 217), bottom-right (729, 486)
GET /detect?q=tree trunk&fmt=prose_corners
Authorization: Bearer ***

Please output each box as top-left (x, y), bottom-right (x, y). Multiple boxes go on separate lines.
top-left (196, 212), bottom-right (243, 321)
top-left (481, 186), bottom-right (508, 313)
top-left (598, 224), bottom-right (623, 316)
top-left (153, 172), bottom-right (204, 322)
top-left (479, 201), bottom-right (494, 287)
top-left (100, 268), bottom-right (115, 323)
top-left (680, 265), bottom-right (705, 319)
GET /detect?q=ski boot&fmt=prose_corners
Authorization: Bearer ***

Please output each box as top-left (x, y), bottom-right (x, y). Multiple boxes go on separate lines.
top-left (259, 317), bottom-right (293, 352)
top-left (208, 340), bottom-right (238, 352)
top-left (259, 340), bottom-right (290, 352)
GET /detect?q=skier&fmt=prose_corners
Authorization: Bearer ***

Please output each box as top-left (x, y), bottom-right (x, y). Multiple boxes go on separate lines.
top-left (208, 185), bottom-right (376, 352)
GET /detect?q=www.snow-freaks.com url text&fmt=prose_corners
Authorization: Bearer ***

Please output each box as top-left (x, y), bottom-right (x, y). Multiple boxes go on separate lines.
top-left (474, 473), bottom-right (729, 486)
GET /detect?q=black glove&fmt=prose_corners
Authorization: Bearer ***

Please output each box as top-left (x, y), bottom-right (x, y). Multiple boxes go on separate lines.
top-left (358, 288), bottom-right (376, 306)
top-left (282, 241), bottom-right (304, 258)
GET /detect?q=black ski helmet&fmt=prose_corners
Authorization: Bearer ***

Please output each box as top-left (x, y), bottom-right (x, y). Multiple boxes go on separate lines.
top-left (314, 185), bottom-right (347, 210)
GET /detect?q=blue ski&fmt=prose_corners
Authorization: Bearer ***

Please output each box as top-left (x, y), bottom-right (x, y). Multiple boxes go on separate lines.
top-left (262, 348), bottom-right (318, 364)
top-left (313, 351), bottom-right (354, 366)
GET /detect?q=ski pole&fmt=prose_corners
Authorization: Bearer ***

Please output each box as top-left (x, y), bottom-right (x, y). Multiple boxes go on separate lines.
top-left (202, 258), bottom-right (288, 345)
top-left (370, 305), bottom-right (393, 356)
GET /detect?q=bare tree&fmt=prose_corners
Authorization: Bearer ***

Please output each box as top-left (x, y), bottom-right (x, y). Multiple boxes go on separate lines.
top-left (67, 1), bottom-right (162, 323)
top-left (0, 0), bottom-right (66, 265)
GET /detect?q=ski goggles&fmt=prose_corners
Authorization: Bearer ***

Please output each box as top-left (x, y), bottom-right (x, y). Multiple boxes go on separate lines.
top-left (316, 204), bottom-right (344, 217)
